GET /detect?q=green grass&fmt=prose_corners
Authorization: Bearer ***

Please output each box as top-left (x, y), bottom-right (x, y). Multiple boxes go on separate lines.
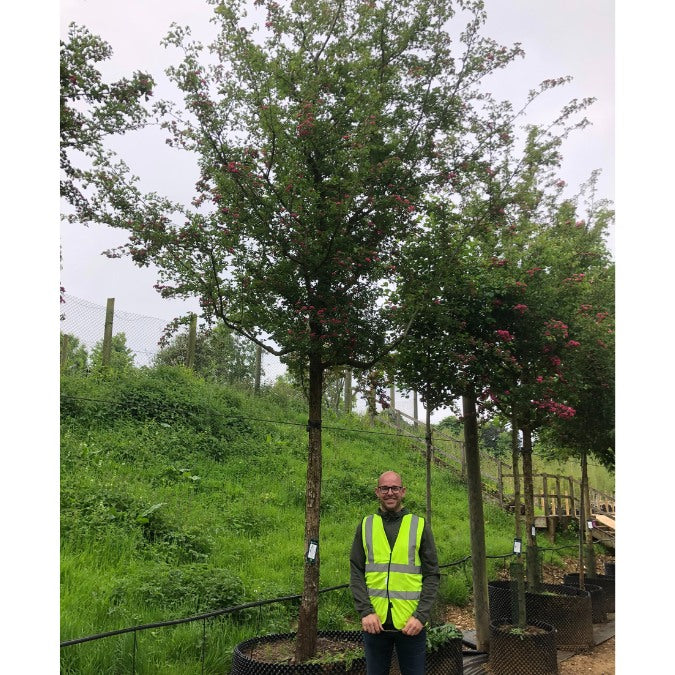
top-left (60, 366), bottom-right (593, 673)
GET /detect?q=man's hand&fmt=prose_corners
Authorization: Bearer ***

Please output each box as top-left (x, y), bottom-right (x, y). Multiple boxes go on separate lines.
top-left (361, 613), bottom-right (383, 634)
top-left (401, 616), bottom-right (424, 636)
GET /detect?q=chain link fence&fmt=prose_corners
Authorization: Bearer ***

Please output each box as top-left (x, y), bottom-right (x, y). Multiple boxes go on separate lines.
top-left (59, 293), bottom-right (286, 382)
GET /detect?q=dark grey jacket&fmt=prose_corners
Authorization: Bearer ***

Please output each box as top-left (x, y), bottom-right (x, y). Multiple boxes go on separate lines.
top-left (349, 507), bottom-right (440, 627)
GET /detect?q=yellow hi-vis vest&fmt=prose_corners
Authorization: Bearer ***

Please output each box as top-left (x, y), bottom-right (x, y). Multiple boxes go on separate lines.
top-left (361, 513), bottom-right (424, 629)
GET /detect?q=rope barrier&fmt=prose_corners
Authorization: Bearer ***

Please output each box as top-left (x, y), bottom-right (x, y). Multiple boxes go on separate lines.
top-left (60, 544), bottom-right (605, 649)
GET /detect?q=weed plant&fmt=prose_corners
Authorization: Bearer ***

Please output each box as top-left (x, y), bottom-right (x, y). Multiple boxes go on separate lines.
top-left (61, 367), bottom-right (586, 673)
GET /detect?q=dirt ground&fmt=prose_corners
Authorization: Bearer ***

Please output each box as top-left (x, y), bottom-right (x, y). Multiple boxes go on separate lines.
top-left (443, 554), bottom-right (615, 674)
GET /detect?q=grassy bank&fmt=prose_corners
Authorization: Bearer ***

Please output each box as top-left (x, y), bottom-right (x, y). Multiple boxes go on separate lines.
top-left (60, 367), bottom-right (592, 673)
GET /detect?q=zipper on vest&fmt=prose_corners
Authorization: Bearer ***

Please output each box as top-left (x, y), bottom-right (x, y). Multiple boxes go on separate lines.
top-left (386, 550), bottom-right (393, 620)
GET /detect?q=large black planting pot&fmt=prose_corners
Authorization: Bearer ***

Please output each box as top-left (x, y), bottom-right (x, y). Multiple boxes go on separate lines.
top-left (488, 581), bottom-right (594, 652)
top-left (557, 581), bottom-right (606, 623)
top-left (563, 573), bottom-right (615, 613)
top-left (231, 631), bottom-right (367, 674)
top-left (489, 618), bottom-right (558, 675)
top-left (389, 634), bottom-right (464, 675)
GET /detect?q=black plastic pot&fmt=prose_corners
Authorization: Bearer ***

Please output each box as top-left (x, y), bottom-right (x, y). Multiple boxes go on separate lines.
top-left (557, 581), bottom-right (606, 623)
top-left (488, 581), bottom-right (594, 652)
top-left (605, 560), bottom-right (615, 577)
top-left (390, 635), bottom-right (464, 675)
top-left (563, 573), bottom-right (615, 613)
top-left (231, 631), bottom-right (367, 674)
top-left (489, 618), bottom-right (558, 675)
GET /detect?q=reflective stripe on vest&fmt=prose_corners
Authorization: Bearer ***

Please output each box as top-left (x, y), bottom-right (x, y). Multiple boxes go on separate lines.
top-left (362, 513), bottom-right (424, 629)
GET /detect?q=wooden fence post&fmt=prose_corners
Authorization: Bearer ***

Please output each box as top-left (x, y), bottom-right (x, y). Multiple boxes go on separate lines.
top-left (186, 314), bottom-right (197, 369)
top-left (254, 344), bottom-right (262, 395)
top-left (555, 476), bottom-right (563, 519)
top-left (102, 298), bottom-right (115, 368)
top-left (568, 476), bottom-right (576, 517)
top-left (542, 474), bottom-right (555, 543)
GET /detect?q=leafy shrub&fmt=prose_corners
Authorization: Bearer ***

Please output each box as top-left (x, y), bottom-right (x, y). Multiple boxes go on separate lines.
top-left (112, 563), bottom-right (245, 612)
top-left (60, 483), bottom-right (141, 536)
top-left (426, 623), bottom-right (463, 652)
top-left (61, 368), bottom-right (253, 443)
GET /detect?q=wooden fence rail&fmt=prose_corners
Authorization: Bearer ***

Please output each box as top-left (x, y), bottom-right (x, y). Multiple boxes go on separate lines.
top-left (387, 408), bottom-right (615, 538)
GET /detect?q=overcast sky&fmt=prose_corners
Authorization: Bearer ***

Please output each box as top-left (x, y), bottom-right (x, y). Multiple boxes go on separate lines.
top-left (58, 0), bottom-right (615, 320)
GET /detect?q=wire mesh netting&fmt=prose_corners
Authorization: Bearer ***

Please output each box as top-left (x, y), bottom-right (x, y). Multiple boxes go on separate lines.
top-left (557, 582), bottom-right (607, 623)
top-left (489, 618), bottom-right (558, 675)
top-left (59, 293), bottom-right (286, 381)
top-left (231, 630), bottom-right (465, 675)
top-left (488, 581), bottom-right (593, 652)
top-left (231, 631), bottom-right (367, 674)
top-left (562, 573), bottom-right (615, 613)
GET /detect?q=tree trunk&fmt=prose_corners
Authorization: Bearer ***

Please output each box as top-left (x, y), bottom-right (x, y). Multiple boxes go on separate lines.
top-left (344, 369), bottom-right (352, 413)
top-left (462, 394), bottom-right (490, 651)
top-left (366, 373), bottom-right (377, 425)
top-left (254, 344), bottom-right (262, 395)
top-left (425, 405), bottom-right (433, 525)
top-left (521, 426), bottom-right (541, 590)
top-left (511, 418), bottom-right (522, 541)
top-left (581, 448), bottom-right (597, 577)
top-left (294, 353), bottom-right (323, 662)
top-left (186, 314), bottom-right (197, 369)
top-left (509, 419), bottom-right (527, 626)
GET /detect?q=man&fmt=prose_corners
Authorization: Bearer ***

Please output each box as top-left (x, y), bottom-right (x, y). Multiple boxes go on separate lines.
top-left (349, 471), bottom-right (440, 675)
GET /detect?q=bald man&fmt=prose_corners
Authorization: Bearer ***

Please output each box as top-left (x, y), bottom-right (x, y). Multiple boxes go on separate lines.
top-left (349, 471), bottom-right (440, 675)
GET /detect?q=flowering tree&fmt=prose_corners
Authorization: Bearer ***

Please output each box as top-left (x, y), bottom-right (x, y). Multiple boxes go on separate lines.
top-left (391, 80), bottom-right (597, 642)
top-left (73, 0), bottom-right (529, 660)
top-left (474, 176), bottom-right (614, 590)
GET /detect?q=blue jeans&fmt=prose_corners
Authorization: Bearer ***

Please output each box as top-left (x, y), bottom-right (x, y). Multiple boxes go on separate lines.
top-left (362, 629), bottom-right (426, 675)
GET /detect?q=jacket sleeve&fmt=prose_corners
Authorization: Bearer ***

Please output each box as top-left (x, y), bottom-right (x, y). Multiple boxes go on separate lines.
top-left (412, 520), bottom-right (441, 625)
top-left (349, 520), bottom-right (376, 619)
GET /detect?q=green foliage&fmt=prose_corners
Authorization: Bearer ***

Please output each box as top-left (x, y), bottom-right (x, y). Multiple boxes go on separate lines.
top-left (60, 22), bottom-right (154, 217)
top-left (60, 332), bottom-right (89, 374)
top-left (426, 623), bottom-right (463, 653)
top-left (111, 563), bottom-right (245, 613)
top-left (436, 572), bottom-right (471, 608)
top-left (154, 322), bottom-right (259, 386)
top-left (61, 366), bottom-right (252, 444)
top-left (90, 332), bottom-right (136, 372)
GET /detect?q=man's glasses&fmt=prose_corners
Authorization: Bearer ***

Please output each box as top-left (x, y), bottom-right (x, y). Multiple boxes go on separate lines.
top-left (377, 486), bottom-right (403, 494)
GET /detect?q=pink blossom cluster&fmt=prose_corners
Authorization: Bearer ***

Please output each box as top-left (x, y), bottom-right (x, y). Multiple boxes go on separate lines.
top-left (531, 399), bottom-right (576, 419)
top-left (495, 329), bottom-right (514, 342)
top-left (544, 319), bottom-right (569, 339)
top-left (513, 303), bottom-right (528, 315)
top-left (563, 272), bottom-right (586, 283)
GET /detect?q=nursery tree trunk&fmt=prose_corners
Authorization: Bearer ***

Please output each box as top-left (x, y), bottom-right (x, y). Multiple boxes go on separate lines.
top-left (294, 354), bottom-right (323, 662)
top-left (511, 418), bottom-right (522, 540)
top-left (521, 426), bottom-right (542, 591)
top-left (581, 449), bottom-right (597, 577)
top-left (425, 405), bottom-right (433, 525)
top-left (462, 394), bottom-right (490, 650)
